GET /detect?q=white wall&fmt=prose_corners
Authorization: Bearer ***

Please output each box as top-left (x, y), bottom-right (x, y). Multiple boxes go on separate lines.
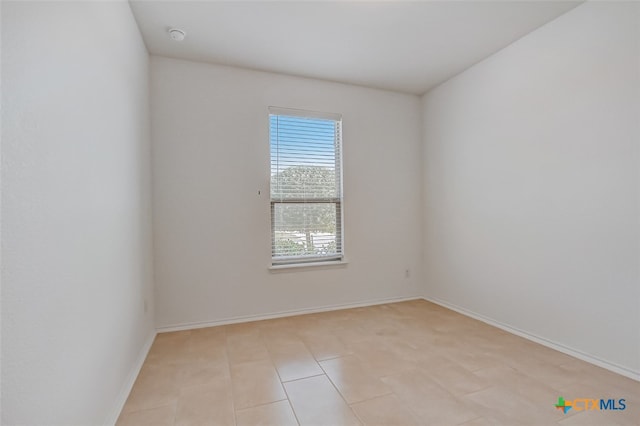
top-left (1, 2), bottom-right (155, 423)
top-left (422, 1), bottom-right (640, 376)
top-left (151, 57), bottom-right (423, 329)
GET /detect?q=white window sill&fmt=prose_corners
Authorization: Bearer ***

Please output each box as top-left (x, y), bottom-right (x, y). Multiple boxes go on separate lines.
top-left (269, 259), bottom-right (349, 272)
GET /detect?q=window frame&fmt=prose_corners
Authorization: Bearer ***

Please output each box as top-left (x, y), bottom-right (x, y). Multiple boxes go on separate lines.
top-left (268, 106), bottom-right (344, 267)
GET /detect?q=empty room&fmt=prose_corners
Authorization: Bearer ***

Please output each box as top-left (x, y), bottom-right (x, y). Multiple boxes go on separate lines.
top-left (2, 0), bottom-right (639, 425)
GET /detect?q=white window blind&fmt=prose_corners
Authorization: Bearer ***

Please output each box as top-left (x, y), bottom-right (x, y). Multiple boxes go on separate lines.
top-left (269, 107), bottom-right (343, 265)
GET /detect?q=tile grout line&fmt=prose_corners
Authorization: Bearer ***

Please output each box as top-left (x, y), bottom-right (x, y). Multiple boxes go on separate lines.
top-left (222, 325), bottom-right (240, 426)
top-left (281, 372), bottom-right (326, 384)
top-left (280, 380), bottom-right (303, 426)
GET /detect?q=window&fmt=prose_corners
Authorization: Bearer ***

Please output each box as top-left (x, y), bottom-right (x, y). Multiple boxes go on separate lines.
top-left (269, 107), bottom-right (343, 266)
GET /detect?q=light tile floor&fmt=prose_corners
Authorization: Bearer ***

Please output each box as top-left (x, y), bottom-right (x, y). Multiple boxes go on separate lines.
top-left (117, 300), bottom-right (639, 425)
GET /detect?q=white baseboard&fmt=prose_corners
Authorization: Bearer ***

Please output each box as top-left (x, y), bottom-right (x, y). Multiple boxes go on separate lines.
top-left (422, 296), bottom-right (640, 382)
top-left (104, 330), bottom-right (157, 425)
top-left (156, 295), bottom-right (422, 333)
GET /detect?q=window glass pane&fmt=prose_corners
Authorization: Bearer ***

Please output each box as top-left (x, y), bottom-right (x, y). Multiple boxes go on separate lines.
top-left (269, 109), bottom-right (343, 265)
top-left (270, 115), bottom-right (339, 200)
top-left (272, 203), bottom-right (337, 258)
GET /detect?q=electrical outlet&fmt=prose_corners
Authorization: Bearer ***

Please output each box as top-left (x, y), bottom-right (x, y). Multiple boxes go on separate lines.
top-left (405, 269), bottom-right (410, 278)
